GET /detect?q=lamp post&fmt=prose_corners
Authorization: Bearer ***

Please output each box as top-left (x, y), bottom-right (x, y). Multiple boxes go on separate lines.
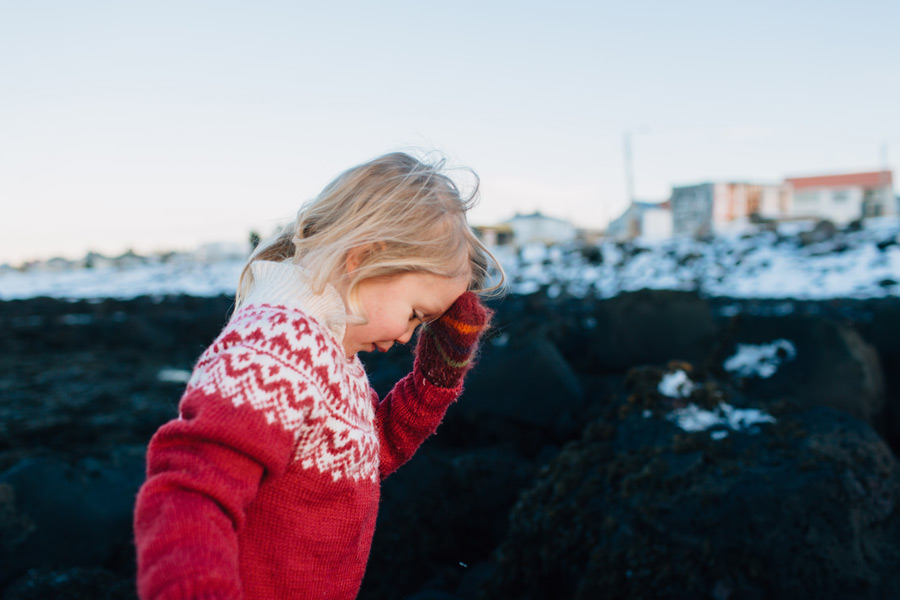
top-left (623, 130), bottom-right (635, 208)
top-left (622, 127), bottom-right (649, 237)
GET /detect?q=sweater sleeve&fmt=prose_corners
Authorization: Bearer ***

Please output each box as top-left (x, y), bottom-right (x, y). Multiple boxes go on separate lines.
top-left (373, 357), bottom-right (462, 478)
top-left (134, 344), bottom-right (298, 600)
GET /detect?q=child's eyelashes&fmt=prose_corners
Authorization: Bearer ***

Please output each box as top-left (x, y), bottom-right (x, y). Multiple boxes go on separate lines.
top-left (411, 311), bottom-right (434, 323)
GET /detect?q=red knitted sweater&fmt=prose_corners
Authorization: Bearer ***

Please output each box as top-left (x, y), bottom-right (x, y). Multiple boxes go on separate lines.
top-left (134, 262), bottom-right (462, 600)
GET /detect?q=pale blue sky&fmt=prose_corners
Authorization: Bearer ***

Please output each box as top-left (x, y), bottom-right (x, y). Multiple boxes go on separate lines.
top-left (2, 0), bottom-right (898, 264)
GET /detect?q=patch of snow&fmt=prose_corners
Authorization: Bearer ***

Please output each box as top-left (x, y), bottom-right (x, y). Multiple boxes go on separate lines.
top-left (519, 243), bottom-right (548, 263)
top-left (666, 403), bottom-right (777, 434)
top-left (724, 340), bottom-right (797, 378)
top-left (658, 370), bottom-right (697, 398)
top-left (510, 280), bottom-right (541, 296)
top-left (0, 260), bottom-right (245, 300)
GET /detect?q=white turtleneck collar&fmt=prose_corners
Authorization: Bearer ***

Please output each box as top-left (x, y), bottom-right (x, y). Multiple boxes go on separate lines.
top-left (240, 260), bottom-right (348, 345)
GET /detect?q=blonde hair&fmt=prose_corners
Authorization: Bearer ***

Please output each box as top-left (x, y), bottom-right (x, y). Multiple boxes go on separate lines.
top-left (236, 152), bottom-right (505, 319)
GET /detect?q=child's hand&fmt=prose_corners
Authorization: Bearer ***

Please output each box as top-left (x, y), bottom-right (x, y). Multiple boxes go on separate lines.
top-left (414, 291), bottom-right (493, 389)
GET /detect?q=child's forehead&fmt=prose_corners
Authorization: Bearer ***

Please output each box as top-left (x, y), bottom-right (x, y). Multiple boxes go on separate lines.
top-left (383, 268), bottom-right (468, 288)
top-left (414, 273), bottom-right (469, 313)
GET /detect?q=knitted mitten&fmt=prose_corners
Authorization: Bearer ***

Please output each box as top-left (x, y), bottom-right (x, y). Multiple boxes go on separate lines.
top-left (414, 291), bottom-right (493, 389)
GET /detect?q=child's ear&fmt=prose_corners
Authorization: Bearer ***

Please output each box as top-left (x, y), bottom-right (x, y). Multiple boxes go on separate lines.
top-left (345, 242), bottom-right (385, 274)
top-left (345, 245), bottom-right (371, 274)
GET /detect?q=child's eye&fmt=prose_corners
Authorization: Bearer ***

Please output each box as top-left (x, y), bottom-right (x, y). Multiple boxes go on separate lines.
top-left (410, 311), bottom-right (423, 322)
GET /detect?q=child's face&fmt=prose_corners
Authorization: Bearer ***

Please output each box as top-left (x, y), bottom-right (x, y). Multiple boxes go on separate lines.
top-left (341, 271), bottom-right (469, 357)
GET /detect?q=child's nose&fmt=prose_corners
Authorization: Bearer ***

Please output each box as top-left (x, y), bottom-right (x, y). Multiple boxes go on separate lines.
top-left (397, 322), bottom-right (418, 345)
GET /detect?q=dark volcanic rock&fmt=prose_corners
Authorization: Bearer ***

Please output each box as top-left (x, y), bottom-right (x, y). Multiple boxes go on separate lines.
top-left (482, 290), bottom-right (717, 376)
top-left (479, 367), bottom-right (900, 600)
top-left (359, 444), bottom-right (534, 600)
top-left (0, 296), bottom-right (235, 472)
top-left (0, 449), bottom-right (145, 591)
top-left (3, 293), bottom-right (900, 599)
top-left (853, 299), bottom-right (900, 457)
top-left (2, 567), bottom-right (136, 600)
top-left (461, 334), bottom-right (584, 430)
top-left (566, 290), bottom-right (719, 373)
top-left (711, 314), bottom-right (885, 427)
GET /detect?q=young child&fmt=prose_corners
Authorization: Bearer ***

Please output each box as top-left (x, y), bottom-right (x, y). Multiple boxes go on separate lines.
top-left (133, 152), bottom-right (503, 600)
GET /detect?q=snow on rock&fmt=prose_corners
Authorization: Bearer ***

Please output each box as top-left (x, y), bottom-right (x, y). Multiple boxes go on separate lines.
top-left (501, 217), bottom-right (900, 301)
top-left (658, 370), bottom-right (696, 398)
top-left (723, 340), bottom-right (797, 378)
top-left (0, 259), bottom-right (246, 300)
top-left (666, 403), bottom-right (777, 436)
top-left (657, 368), bottom-right (777, 438)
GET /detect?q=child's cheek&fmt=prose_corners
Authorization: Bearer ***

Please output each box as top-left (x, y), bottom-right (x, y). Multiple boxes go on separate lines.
top-left (390, 322), bottom-right (409, 340)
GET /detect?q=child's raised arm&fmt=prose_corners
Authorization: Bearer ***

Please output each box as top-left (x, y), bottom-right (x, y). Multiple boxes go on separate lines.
top-left (373, 292), bottom-right (492, 476)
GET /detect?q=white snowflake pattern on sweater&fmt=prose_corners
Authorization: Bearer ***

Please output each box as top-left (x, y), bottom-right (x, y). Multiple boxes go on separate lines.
top-left (187, 303), bottom-right (380, 483)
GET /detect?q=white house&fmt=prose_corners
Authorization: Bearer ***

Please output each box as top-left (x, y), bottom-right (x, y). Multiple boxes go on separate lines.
top-left (785, 171), bottom-right (895, 225)
top-left (502, 212), bottom-right (577, 246)
top-left (606, 201), bottom-right (672, 241)
top-left (474, 224), bottom-right (514, 247)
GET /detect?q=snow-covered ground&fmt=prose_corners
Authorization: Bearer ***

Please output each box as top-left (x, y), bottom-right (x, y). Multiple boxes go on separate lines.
top-left (500, 217), bottom-right (900, 300)
top-left (2, 218), bottom-right (900, 301)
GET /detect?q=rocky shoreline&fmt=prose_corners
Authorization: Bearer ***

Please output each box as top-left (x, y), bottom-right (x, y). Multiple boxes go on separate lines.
top-left (2, 290), bottom-right (899, 599)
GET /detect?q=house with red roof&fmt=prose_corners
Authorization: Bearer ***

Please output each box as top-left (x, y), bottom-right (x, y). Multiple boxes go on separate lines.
top-left (611, 169), bottom-right (896, 240)
top-left (785, 170), bottom-right (895, 225)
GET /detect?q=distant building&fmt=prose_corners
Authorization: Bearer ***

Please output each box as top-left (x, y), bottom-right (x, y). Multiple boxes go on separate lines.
top-left (670, 182), bottom-right (789, 237)
top-left (474, 224), bottom-right (514, 247)
top-left (785, 170), bottom-right (895, 225)
top-left (502, 212), bottom-right (577, 246)
top-left (606, 201), bottom-right (672, 241)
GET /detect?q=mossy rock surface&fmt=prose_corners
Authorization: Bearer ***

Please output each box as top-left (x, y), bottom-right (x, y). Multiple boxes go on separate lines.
top-left (480, 366), bottom-right (900, 600)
